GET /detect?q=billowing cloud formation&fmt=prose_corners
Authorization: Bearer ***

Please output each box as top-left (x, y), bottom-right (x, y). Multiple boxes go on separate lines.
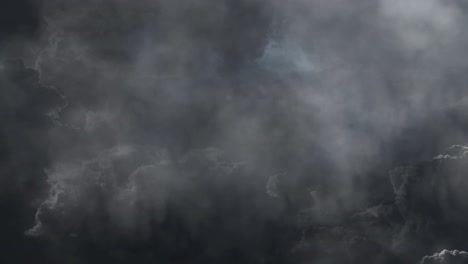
top-left (2, 0), bottom-right (468, 263)
top-left (0, 57), bottom-right (64, 263)
top-left (287, 144), bottom-right (468, 264)
top-left (26, 145), bottom-right (170, 237)
top-left (26, 145), bottom-right (287, 262)
top-left (419, 249), bottom-right (468, 264)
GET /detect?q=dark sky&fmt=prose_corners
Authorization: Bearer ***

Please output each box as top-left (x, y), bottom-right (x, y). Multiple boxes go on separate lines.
top-left (0, 0), bottom-right (41, 54)
top-left (2, 1), bottom-right (468, 264)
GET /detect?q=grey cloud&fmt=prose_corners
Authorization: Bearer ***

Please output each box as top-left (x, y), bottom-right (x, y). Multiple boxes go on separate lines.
top-left (3, 0), bottom-right (468, 263)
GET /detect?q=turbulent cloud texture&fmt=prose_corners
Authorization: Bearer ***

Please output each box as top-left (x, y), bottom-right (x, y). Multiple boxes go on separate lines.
top-left (2, 0), bottom-right (468, 263)
top-left (419, 250), bottom-right (468, 264)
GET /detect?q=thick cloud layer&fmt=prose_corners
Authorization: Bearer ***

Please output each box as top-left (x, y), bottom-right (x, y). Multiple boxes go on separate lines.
top-left (2, 0), bottom-right (468, 263)
top-left (0, 59), bottom-right (63, 263)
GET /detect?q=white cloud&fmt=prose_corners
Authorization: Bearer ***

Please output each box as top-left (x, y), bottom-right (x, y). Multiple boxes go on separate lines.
top-left (419, 249), bottom-right (468, 264)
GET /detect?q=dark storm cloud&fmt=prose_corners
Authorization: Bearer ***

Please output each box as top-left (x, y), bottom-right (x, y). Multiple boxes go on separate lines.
top-left (0, 60), bottom-right (64, 263)
top-left (0, 0), bottom-right (42, 59)
top-left (2, 0), bottom-right (468, 263)
top-left (388, 145), bottom-right (468, 260)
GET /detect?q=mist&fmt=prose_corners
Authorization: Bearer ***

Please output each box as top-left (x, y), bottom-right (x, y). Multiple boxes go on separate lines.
top-left (2, 0), bottom-right (468, 263)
